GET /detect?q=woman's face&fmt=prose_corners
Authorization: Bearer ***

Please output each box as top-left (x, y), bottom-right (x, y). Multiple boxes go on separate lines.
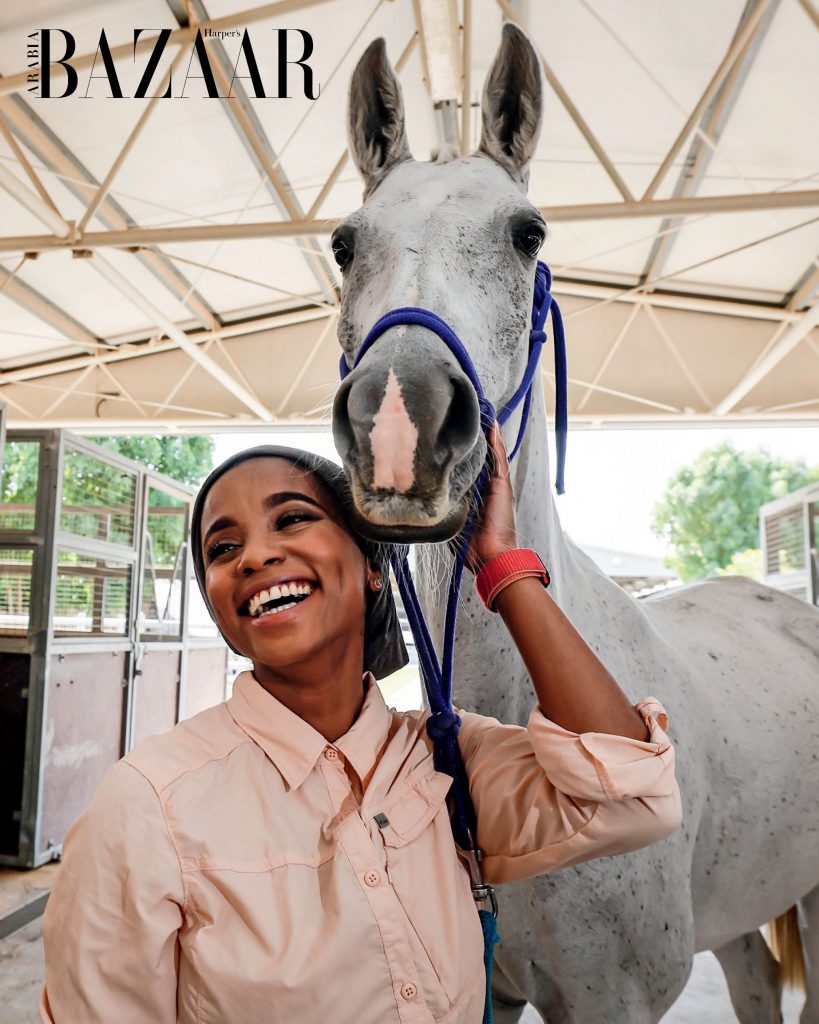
top-left (200, 458), bottom-right (370, 673)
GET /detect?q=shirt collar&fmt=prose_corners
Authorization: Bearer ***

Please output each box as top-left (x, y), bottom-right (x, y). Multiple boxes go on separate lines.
top-left (227, 671), bottom-right (392, 790)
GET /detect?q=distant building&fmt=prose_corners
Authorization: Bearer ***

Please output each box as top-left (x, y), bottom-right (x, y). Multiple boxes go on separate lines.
top-left (578, 544), bottom-right (679, 597)
top-left (760, 480), bottom-right (819, 606)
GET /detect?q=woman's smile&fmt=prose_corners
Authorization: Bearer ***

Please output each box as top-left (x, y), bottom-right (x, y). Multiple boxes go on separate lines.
top-left (242, 578), bottom-right (316, 617)
top-left (199, 457), bottom-right (370, 679)
top-left (247, 582), bottom-right (316, 623)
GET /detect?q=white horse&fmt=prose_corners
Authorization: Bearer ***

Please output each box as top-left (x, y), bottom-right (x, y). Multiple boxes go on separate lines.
top-left (330, 25), bottom-right (819, 1024)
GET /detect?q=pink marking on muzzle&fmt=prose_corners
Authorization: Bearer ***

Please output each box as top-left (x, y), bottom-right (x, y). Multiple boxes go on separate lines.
top-left (369, 370), bottom-right (418, 493)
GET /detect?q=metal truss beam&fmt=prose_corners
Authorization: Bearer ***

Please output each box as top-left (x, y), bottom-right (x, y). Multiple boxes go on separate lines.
top-left (496, 0), bottom-right (634, 202)
top-left (642, 0), bottom-right (773, 201)
top-left (639, 0), bottom-right (780, 284)
top-left (795, 0), bottom-right (819, 30)
top-left (576, 304), bottom-right (640, 412)
top-left (414, 0), bottom-right (461, 149)
top-left (8, 410), bottom-right (814, 431)
top-left (715, 299), bottom-right (819, 414)
top-left (460, 0), bottom-right (472, 156)
top-left (91, 255), bottom-right (274, 421)
top-left (0, 265), bottom-right (103, 351)
top-left (644, 304), bottom-right (713, 408)
top-left (305, 32), bottom-right (418, 221)
top-left (0, 117), bottom-right (61, 216)
top-left (0, 95), bottom-right (219, 330)
top-left (77, 45), bottom-right (188, 234)
top-left (3, 189), bottom-right (819, 255)
top-left (0, 161), bottom-right (71, 237)
top-left (169, 0), bottom-right (338, 303)
top-left (783, 261), bottom-right (819, 311)
top-left (713, 243), bottom-right (819, 415)
top-left (554, 279), bottom-right (799, 321)
top-left (0, 307), bottom-right (332, 386)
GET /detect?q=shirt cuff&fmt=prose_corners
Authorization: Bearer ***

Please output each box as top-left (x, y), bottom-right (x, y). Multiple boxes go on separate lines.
top-left (527, 697), bottom-right (675, 803)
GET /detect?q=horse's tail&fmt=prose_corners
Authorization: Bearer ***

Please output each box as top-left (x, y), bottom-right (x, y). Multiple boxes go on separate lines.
top-left (766, 906), bottom-right (806, 990)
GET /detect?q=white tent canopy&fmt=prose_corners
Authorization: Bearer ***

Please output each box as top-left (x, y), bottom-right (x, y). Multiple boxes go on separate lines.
top-left (0, 0), bottom-right (817, 431)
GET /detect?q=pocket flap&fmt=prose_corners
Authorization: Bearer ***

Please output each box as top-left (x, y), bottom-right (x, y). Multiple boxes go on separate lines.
top-left (377, 771), bottom-right (452, 847)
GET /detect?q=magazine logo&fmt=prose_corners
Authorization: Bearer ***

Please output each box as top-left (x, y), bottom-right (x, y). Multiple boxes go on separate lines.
top-left (26, 28), bottom-right (319, 100)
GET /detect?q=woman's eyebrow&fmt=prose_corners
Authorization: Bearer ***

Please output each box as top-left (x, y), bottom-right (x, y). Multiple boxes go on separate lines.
top-left (203, 515), bottom-right (236, 546)
top-left (261, 491), bottom-right (324, 513)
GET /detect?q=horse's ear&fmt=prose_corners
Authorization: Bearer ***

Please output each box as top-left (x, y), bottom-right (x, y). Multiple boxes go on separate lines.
top-left (348, 38), bottom-right (412, 196)
top-left (478, 22), bottom-right (543, 186)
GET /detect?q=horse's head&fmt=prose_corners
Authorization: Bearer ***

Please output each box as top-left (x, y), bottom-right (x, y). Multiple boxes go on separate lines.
top-left (332, 23), bottom-right (545, 542)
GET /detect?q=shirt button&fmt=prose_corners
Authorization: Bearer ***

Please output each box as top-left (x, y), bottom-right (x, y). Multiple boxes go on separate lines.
top-left (324, 747), bottom-right (338, 760)
top-left (363, 870), bottom-right (380, 887)
top-left (400, 982), bottom-right (418, 1001)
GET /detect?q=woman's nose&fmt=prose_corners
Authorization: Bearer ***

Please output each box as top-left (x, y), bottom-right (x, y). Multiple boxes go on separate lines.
top-left (237, 534), bottom-right (284, 574)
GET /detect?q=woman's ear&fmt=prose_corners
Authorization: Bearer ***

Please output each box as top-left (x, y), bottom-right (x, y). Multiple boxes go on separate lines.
top-left (366, 560), bottom-right (384, 592)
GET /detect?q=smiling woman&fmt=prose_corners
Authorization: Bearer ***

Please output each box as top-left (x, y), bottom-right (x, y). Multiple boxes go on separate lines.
top-left (38, 439), bottom-right (681, 1024)
top-left (190, 447), bottom-right (408, 740)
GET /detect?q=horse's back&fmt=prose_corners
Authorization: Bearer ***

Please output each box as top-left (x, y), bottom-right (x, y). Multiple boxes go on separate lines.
top-left (642, 574), bottom-right (818, 775)
top-left (643, 575), bottom-right (819, 946)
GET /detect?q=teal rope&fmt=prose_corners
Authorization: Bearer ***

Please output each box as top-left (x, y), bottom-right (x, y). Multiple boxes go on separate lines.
top-left (480, 909), bottom-right (501, 1023)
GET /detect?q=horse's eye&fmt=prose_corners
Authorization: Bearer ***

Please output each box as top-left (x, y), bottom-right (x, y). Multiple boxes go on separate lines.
top-left (515, 222), bottom-right (546, 259)
top-left (331, 232), bottom-right (354, 271)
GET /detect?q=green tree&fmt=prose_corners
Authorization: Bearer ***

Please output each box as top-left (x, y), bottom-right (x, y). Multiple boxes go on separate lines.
top-left (715, 547), bottom-right (763, 582)
top-left (1, 436), bottom-right (214, 615)
top-left (0, 439), bottom-right (40, 513)
top-left (89, 435), bottom-right (213, 487)
top-left (89, 436), bottom-right (214, 567)
top-left (651, 442), bottom-right (819, 582)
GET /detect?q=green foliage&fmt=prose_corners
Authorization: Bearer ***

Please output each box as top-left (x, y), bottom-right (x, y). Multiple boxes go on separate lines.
top-left (715, 548), bottom-right (763, 582)
top-left (0, 440), bottom-right (40, 511)
top-left (61, 447), bottom-right (136, 544)
top-left (1, 436), bottom-right (214, 623)
top-left (89, 435), bottom-right (214, 487)
top-left (651, 442), bottom-right (819, 582)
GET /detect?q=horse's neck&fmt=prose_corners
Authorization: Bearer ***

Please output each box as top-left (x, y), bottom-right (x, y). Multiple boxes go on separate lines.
top-left (416, 381), bottom-right (659, 725)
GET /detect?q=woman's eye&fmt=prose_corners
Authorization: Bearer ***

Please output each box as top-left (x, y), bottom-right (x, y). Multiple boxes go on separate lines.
top-left (206, 540), bottom-right (238, 561)
top-left (331, 233), bottom-right (353, 271)
top-left (515, 223), bottom-right (546, 258)
top-left (277, 510), bottom-right (317, 529)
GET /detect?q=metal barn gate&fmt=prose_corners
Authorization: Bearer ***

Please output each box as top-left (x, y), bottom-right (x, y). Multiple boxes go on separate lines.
top-left (0, 429), bottom-right (227, 868)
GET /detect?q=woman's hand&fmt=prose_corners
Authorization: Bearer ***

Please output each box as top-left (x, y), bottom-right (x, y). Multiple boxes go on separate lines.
top-left (466, 422), bottom-right (518, 572)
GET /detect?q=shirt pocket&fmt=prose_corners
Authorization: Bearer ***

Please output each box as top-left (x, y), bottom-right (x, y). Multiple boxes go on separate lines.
top-left (374, 770), bottom-right (485, 1012)
top-left (377, 769), bottom-right (453, 847)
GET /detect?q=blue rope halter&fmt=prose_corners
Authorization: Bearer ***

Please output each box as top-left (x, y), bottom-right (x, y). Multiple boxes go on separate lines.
top-left (339, 261), bottom-right (566, 1023)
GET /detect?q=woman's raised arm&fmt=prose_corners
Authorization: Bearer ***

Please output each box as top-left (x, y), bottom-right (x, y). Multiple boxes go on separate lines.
top-left (469, 423), bottom-right (650, 741)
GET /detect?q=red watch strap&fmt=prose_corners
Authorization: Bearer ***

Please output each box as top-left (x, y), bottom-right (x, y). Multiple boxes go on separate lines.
top-left (475, 548), bottom-right (550, 611)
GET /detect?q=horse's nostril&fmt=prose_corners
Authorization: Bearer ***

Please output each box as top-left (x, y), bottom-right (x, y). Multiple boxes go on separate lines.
top-left (437, 374), bottom-right (480, 463)
top-left (331, 377), bottom-right (356, 464)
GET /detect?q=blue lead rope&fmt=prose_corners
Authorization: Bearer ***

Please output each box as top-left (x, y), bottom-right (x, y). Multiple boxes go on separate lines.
top-left (480, 909), bottom-right (501, 1024)
top-left (340, 262), bottom-right (566, 1022)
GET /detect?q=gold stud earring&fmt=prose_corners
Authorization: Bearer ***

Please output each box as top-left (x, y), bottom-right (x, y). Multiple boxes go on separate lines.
top-left (372, 576), bottom-right (383, 591)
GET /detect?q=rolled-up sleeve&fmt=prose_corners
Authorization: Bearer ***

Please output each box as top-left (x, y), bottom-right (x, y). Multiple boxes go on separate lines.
top-left (39, 761), bottom-right (184, 1024)
top-left (457, 698), bottom-right (681, 885)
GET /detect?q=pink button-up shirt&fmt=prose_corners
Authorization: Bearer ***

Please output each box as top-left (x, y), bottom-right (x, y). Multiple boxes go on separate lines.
top-left (40, 672), bottom-right (680, 1024)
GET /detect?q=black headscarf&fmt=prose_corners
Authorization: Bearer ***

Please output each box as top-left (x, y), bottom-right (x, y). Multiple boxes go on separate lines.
top-left (190, 445), bottom-right (408, 680)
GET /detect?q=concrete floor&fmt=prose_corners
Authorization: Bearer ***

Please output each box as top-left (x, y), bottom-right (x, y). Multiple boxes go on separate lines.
top-left (0, 917), bottom-right (805, 1024)
top-left (0, 865), bottom-right (59, 921)
top-left (0, 917), bottom-right (44, 1024)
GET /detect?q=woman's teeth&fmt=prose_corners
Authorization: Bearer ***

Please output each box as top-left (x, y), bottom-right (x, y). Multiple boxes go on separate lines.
top-left (257, 601), bottom-right (298, 618)
top-left (247, 582), bottom-right (313, 617)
